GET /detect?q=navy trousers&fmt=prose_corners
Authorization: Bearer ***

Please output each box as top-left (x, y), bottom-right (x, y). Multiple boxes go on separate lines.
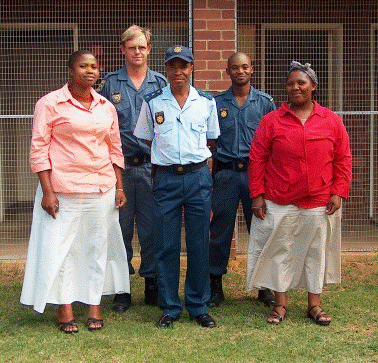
top-left (209, 169), bottom-right (252, 276)
top-left (153, 165), bottom-right (212, 319)
top-left (119, 163), bottom-right (156, 278)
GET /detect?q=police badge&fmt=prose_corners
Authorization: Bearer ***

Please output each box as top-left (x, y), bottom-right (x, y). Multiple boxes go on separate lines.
top-left (155, 111), bottom-right (165, 124)
top-left (220, 108), bottom-right (228, 118)
top-left (111, 92), bottom-right (121, 103)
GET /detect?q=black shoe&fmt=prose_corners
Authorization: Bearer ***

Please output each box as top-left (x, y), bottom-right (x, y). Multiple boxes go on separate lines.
top-left (191, 313), bottom-right (217, 328)
top-left (207, 275), bottom-right (225, 308)
top-left (144, 277), bottom-right (158, 306)
top-left (111, 293), bottom-right (131, 313)
top-left (156, 314), bottom-right (177, 328)
top-left (257, 289), bottom-right (275, 307)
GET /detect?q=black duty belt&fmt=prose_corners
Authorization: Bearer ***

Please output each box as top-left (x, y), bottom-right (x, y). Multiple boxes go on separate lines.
top-left (125, 153), bottom-right (151, 166)
top-left (155, 160), bottom-right (207, 175)
top-left (216, 158), bottom-right (249, 172)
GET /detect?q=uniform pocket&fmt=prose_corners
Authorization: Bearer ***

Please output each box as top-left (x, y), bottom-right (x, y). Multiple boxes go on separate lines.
top-left (191, 122), bottom-right (207, 149)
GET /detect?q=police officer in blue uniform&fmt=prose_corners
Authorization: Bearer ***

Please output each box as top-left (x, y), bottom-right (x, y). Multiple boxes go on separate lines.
top-left (134, 46), bottom-right (220, 328)
top-left (208, 52), bottom-right (276, 308)
top-left (98, 25), bottom-right (167, 312)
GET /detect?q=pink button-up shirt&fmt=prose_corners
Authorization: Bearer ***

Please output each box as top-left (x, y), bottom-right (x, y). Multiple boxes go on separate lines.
top-left (30, 84), bottom-right (125, 193)
top-left (249, 101), bottom-right (352, 208)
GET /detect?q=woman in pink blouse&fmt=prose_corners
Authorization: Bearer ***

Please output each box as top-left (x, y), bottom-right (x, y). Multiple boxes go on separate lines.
top-left (20, 50), bottom-right (130, 333)
top-left (246, 61), bottom-right (352, 326)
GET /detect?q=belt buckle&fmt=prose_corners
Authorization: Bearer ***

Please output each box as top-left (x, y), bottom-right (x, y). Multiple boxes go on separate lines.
top-left (175, 165), bottom-right (185, 175)
top-left (133, 157), bottom-right (140, 164)
top-left (237, 162), bottom-right (245, 170)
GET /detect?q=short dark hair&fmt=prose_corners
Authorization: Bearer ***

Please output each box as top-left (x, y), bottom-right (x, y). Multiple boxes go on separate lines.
top-left (68, 50), bottom-right (96, 69)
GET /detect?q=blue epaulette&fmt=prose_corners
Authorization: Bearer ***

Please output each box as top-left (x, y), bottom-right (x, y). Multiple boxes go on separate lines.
top-left (214, 90), bottom-right (227, 99)
top-left (143, 89), bottom-right (163, 102)
top-left (196, 88), bottom-right (214, 100)
top-left (255, 89), bottom-right (274, 103)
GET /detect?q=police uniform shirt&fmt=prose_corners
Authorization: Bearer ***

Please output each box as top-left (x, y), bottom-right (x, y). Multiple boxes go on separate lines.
top-left (214, 86), bottom-right (275, 163)
top-left (134, 85), bottom-right (220, 166)
top-left (98, 66), bottom-right (167, 158)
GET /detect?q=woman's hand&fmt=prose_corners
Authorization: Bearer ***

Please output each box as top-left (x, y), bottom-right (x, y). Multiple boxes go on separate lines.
top-left (41, 191), bottom-right (59, 219)
top-left (252, 194), bottom-right (266, 220)
top-left (326, 194), bottom-right (341, 215)
top-left (115, 189), bottom-right (127, 208)
top-left (38, 170), bottom-right (58, 219)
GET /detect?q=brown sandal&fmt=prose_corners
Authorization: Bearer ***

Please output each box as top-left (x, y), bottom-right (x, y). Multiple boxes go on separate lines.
top-left (59, 319), bottom-right (79, 334)
top-left (307, 305), bottom-right (331, 326)
top-left (267, 305), bottom-right (287, 325)
top-left (87, 317), bottom-right (104, 331)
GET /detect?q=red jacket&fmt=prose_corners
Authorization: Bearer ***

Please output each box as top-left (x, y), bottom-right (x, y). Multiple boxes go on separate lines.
top-left (248, 101), bottom-right (352, 208)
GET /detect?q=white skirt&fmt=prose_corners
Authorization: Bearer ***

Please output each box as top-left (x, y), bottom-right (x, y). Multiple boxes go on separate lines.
top-left (20, 184), bottom-right (130, 313)
top-left (246, 200), bottom-right (341, 294)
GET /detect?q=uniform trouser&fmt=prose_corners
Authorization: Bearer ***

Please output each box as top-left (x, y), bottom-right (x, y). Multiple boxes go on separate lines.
top-left (153, 165), bottom-right (212, 319)
top-left (119, 163), bottom-right (156, 278)
top-left (209, 169), bottom-right (252, 276)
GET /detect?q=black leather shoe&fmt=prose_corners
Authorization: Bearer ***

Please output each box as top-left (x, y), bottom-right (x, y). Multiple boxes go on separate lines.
top-left (192, 313), bottom-right (217, 328)
top-left (257, 289), bottom-right (275, 307)
top-left (144, 277), bottom-right (158, 306)
top-left (111, 293), bottom-right (131, 313)
top-left (156, 314), bottom-right (177, 328)
top-left (207, 275), bottom-right (225, 308)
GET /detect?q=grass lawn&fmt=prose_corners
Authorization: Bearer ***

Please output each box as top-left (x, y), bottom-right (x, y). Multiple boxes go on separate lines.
top-left (0, 252), bottom-right (377, 363)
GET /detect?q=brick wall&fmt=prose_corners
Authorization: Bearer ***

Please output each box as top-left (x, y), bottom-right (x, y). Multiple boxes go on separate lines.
top-left (192, 0), bottom-right (236, 92)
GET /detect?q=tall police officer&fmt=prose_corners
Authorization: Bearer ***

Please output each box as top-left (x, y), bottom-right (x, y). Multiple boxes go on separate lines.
top-left (98, 25), bottom-right (167, 312)
top-left (208, 52), bottom-right (276, 308)
top-left (134, 46), bottom-right (220, 328)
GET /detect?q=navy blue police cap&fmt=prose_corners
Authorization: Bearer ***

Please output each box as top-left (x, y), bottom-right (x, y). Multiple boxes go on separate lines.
top-left (164, 45), bottom-right (194, 64)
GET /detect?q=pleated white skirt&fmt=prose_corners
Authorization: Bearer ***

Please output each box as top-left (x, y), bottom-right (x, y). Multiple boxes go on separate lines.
top-left (20, 184), bottom-right (130, 313)
top-left (246, 200), bottom-right (341, 294)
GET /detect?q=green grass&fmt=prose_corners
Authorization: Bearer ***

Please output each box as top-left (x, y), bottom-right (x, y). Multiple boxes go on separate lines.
top-left (0, 253), bottom-right (377, 363)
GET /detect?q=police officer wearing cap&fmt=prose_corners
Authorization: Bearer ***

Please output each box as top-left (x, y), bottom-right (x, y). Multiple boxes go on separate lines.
top-left (208, 52), bottom-right (276, 308)
top-left (98, 25), bottom-right (167, 312)
top-left (134, 45), bottom-right (220, 328)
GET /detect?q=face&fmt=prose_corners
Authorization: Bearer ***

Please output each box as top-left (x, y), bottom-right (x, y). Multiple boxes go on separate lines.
top-left (69, 54), bottom-right (99, 88)
top-left (226, 54), bottom-right (253, 86)
top-left (286, 70), bottom-right (317, 106)
top-left (120, 34), bottom-right (151, 67)
top-left (165, 58), bottom-right (193, 89)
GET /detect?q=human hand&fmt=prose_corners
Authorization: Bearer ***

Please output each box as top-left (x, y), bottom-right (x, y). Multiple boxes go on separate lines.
top-left (252, 194), bottom-right (266, 220)
top-left (115, 189), bottom-right (127, 208)
top-left (326, 195), bottom-right (341, 215)
top-left (41, 191), bottom-right (59, 219)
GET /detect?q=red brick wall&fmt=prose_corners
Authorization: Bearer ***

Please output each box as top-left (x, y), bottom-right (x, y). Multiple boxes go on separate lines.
top-left (192, 0), bottom-right (236, 92)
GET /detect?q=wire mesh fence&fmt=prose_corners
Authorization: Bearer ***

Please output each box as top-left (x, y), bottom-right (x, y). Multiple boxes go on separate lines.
top-left (0, 0), bottom-right (189, 258)
top-left (236, 0), bottom-right (378, 253)
top-left (0, 0), bottom-right (377, 259)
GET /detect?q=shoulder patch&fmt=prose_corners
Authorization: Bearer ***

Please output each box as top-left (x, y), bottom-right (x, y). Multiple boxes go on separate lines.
top-left (196, 88), bottom-right (214, 100)
top-left (143, 89), bottom-right (163, 102)
top-left (96, 79), bottom-right (106, 92)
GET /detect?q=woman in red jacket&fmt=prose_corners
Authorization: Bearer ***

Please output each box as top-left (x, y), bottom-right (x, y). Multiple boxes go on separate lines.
top-left (246, 61), bottom-right (352, 325)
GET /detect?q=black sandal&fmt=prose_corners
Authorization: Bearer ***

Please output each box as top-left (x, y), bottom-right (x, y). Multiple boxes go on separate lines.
top-left (59, 319), bottom-right (79, 334)
top-left (267, 305), bottom-right (287, 325)
top-left (307, 305), bottom-right (331, 326)
top-left (87, 317), bottom-right (104, 331)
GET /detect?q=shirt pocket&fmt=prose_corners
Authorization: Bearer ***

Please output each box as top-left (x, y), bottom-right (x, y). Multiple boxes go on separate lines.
top-left (191, 122), bottom-right (208, 149)
top-left (155, 122), bottom-right (172, 135)
top-left (114, 101), bottom-right (131, 123)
